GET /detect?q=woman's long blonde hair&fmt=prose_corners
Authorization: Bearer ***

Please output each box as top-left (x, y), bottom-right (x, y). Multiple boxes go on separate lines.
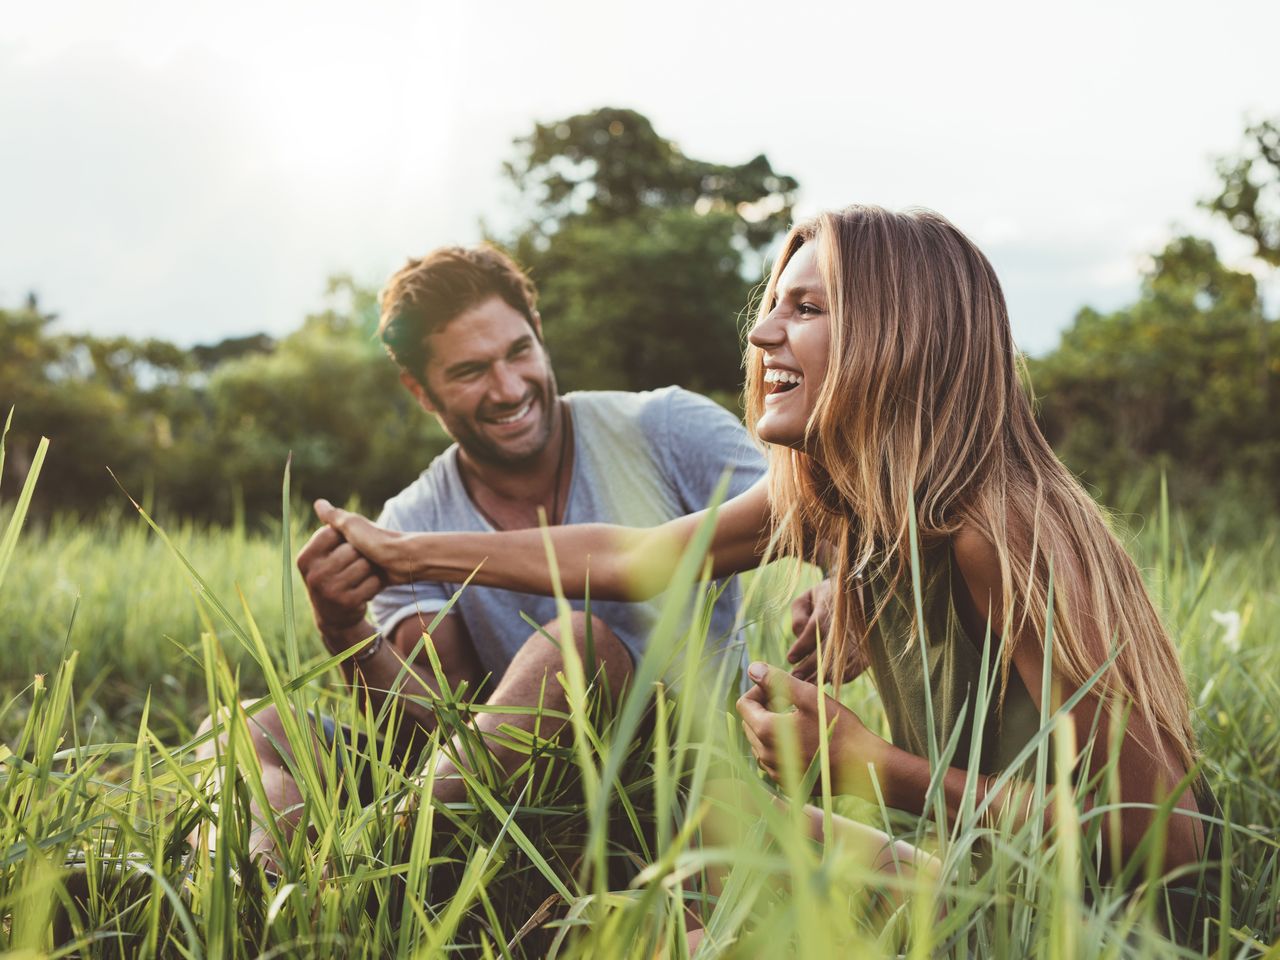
top-left (744, 205), bottom-right (1196, 768)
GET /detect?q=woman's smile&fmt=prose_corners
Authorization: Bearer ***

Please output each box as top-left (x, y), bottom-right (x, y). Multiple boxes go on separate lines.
top-left (749, 240), bottom-right (830, 446)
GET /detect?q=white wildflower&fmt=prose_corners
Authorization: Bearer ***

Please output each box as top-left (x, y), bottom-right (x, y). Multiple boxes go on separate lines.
top-left (1210, 609), bottom-right (1242, 654)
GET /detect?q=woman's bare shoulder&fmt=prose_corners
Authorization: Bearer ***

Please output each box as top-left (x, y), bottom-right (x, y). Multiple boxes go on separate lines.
top-left (951, 524), bottom-right (1002, 601)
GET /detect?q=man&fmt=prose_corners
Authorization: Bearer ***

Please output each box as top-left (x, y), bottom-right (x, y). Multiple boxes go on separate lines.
top-left (215, 245), bottom-right (766, 855)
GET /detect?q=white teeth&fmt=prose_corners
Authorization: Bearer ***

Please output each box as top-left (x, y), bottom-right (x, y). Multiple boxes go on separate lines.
top-left (490, 400), bottom-right (533, 424)
top-left (763, 369), bottom-right (803, 385)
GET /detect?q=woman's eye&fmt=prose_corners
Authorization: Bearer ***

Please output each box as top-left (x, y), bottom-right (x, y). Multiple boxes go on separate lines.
top-left (798, 302), bottom-right (822, 317)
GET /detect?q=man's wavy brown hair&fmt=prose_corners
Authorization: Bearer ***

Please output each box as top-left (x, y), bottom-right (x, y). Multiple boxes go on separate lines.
top-left (379, 245), bottom-right (539, 382)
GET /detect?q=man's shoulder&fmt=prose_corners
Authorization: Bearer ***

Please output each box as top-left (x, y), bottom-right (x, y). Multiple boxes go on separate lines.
top-left (568, 385), bottom-right (726, 434)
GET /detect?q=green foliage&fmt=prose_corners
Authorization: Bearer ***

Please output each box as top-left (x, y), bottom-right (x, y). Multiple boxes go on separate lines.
top-left (1205, 117), bottom-right (1280, 267)
top-left (529, 209), bottom-right (754, 394)
top-left (505, 107), bottom-right (797, 250)
top-left (1, 280), bottom-right (449, 523)
top-left (204, 277), bottom-right (449, 518)
top-left (504, 107), bottom-right (797, 394)
top-left (1029, 236), bottom-right (1278, 526)
top-left (5, 108), bottom-right (1280, 535)
top-left (1, 296), bottom-right (165, 512)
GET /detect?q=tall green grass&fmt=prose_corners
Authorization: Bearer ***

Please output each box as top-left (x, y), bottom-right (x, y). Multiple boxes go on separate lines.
top-left (0, 426), bottom-right (1277, 956)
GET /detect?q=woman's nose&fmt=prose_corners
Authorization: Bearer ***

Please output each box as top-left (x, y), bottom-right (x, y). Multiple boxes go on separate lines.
top-left (748, 309), bottom-right (783, 348)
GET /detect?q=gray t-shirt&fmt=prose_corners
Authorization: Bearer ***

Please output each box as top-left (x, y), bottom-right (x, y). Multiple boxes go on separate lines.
top-left (371, 387), bottom-right (766, 678)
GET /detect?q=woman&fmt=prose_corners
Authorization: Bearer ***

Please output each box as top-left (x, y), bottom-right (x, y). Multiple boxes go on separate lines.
top-left (317, 204), bottom-right (1212, 883)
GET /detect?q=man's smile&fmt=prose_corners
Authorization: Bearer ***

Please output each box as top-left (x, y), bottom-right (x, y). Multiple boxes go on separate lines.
top-left (480, 395), bottom-right (538, 430)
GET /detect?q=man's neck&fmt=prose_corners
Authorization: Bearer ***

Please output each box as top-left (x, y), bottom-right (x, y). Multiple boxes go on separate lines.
top-left (457, 399), bottom-right (571, 523)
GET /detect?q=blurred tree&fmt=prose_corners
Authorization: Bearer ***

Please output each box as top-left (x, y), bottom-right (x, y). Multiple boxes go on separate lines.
top-left (1030, 236), bottom-right (1278, 516)
top-left (204, 277), bottom-right (449, 519)
top-left (190, 333), bottom-right (276, 372)
top-left (1205, 117), bottom-right (1280, 267)
top-left (1, 296), bottom-right (163, 513)
top-left (0, 280), bottom-right (447, 523)
top-left (502, 107), bottom-right (798, 395)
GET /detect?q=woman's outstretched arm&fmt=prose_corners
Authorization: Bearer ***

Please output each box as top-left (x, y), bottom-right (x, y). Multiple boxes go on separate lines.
top-left (313, 477), bottom-right (772, 604)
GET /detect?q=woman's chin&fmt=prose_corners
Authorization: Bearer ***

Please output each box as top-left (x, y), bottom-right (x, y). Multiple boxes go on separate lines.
top-left (755, 416), bottom-right (804, 450)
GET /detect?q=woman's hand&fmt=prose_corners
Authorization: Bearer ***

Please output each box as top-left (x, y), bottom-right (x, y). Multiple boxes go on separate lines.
top-left (735, 662), bottom-right (891, 798)
top-left (314, 499), bottom-right (414, 584)
top-left (786, 578), bottom-right (868, 683)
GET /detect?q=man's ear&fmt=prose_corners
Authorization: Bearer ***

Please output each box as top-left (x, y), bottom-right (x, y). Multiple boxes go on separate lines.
top-left (530, 309), bottom-right (543, 341)
top-left (399, 370), bottom-right (436, 413)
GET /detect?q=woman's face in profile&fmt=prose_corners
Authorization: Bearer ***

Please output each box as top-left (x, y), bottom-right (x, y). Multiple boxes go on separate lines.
top-left (748, 240), bottom-right (832, 449)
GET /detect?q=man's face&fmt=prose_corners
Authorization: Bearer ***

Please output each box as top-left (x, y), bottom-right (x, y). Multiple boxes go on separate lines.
top-left (404, 295), bottom-right (559, 465)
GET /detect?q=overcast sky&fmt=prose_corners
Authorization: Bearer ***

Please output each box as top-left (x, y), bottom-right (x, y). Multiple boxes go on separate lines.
top-left (3, 0), bottom-right (1276, 356)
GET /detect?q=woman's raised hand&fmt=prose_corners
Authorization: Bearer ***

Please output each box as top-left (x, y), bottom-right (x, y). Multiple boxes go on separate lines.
top-left (313, 499), bottom-right (414, 584)
top-left (786, 578), bottom-right (869, 684)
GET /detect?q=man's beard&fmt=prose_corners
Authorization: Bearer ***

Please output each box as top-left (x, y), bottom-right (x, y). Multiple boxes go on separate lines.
top-left (431, 374), bottom-right (560, 468)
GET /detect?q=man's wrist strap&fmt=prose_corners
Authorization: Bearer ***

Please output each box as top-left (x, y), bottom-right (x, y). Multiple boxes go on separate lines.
top-left (352, 630), bottom-right (385, 665)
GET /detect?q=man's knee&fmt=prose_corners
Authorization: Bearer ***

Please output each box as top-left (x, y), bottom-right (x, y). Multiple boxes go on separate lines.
top-left (529, 611), bottom-right (633, 694)
top-left (194, 698), bottom-right (291, 766)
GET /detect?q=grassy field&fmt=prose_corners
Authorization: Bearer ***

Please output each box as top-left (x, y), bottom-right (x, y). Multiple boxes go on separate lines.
top-left (1, 441), bottom-right (1278, 957)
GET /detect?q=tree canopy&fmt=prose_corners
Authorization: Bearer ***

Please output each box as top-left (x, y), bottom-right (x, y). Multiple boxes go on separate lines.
top-left (1204, 118), bottom-right (1280, 267)
top-left (502, 107), bottom-right (798, 397)
top-left (1029, 236), bottom-right (1276, 518)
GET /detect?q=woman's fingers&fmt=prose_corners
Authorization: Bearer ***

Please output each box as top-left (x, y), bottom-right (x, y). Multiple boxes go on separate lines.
top-left (314, 499), bottom-right (395, 568)
top-left (742, 719), bottom-right (783, 782)
top-left (741, 719), bottom-right (769, 761)
top-left (735, 687), bottom-right (772, 729)
top-left (790, 651), bottom-right (817, 681)
top-left (786, 589), bottom-right (819, 663)
top-left (313, 498), bottom-right (342, 526)
top-left (785, 626), bottom-right (816, 665)
top-left (314, 499), bottom-right (372, 542)
top-left (789, 590), bottom-right (815, 646)
top-left (752, 663), bottom-right (818, 713)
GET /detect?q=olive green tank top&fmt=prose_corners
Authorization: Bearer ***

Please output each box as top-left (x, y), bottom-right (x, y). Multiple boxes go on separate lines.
top-left (863, 542), bottom-right (1042, 776)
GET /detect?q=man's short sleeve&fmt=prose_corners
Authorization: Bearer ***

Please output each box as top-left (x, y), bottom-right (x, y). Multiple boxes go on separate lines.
top-left (368, 497), bottom-right (452, 640)
top-left (652, 387), bottom-right (767, 514)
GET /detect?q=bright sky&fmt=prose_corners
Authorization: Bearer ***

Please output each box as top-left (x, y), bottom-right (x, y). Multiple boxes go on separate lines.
top-left (3, 0), bottom-right (1276, 356)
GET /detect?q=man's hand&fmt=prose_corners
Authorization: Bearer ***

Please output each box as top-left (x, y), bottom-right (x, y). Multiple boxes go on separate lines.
top-left (736, 662), bottom-right (888, 798)
top-left (314, 499), bottom-right (415, 584)
top-left (296, 523), bottom-right (387, 640)
top-left (786, 578), bottom-right (867, 683)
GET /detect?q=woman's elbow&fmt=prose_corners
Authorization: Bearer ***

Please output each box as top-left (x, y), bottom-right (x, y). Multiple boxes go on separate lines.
top-left (1115, 792), bottom-right (1205, 874)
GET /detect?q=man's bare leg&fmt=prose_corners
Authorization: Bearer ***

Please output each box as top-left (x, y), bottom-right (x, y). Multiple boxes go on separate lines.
top-left (193, 612), bottom-right (631, 864)
top-left (191, 699), bottom-right (318, 866)
top-left (425, 611), bottom-right (631, 805)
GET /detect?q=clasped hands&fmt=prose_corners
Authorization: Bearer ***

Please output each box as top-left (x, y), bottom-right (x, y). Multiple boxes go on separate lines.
top-left (735, 580), bottom-right (887, 796)
top-left (736, 660), bottom-right (891, 798)
top-left (296, 500), bottom-right (414, 640)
